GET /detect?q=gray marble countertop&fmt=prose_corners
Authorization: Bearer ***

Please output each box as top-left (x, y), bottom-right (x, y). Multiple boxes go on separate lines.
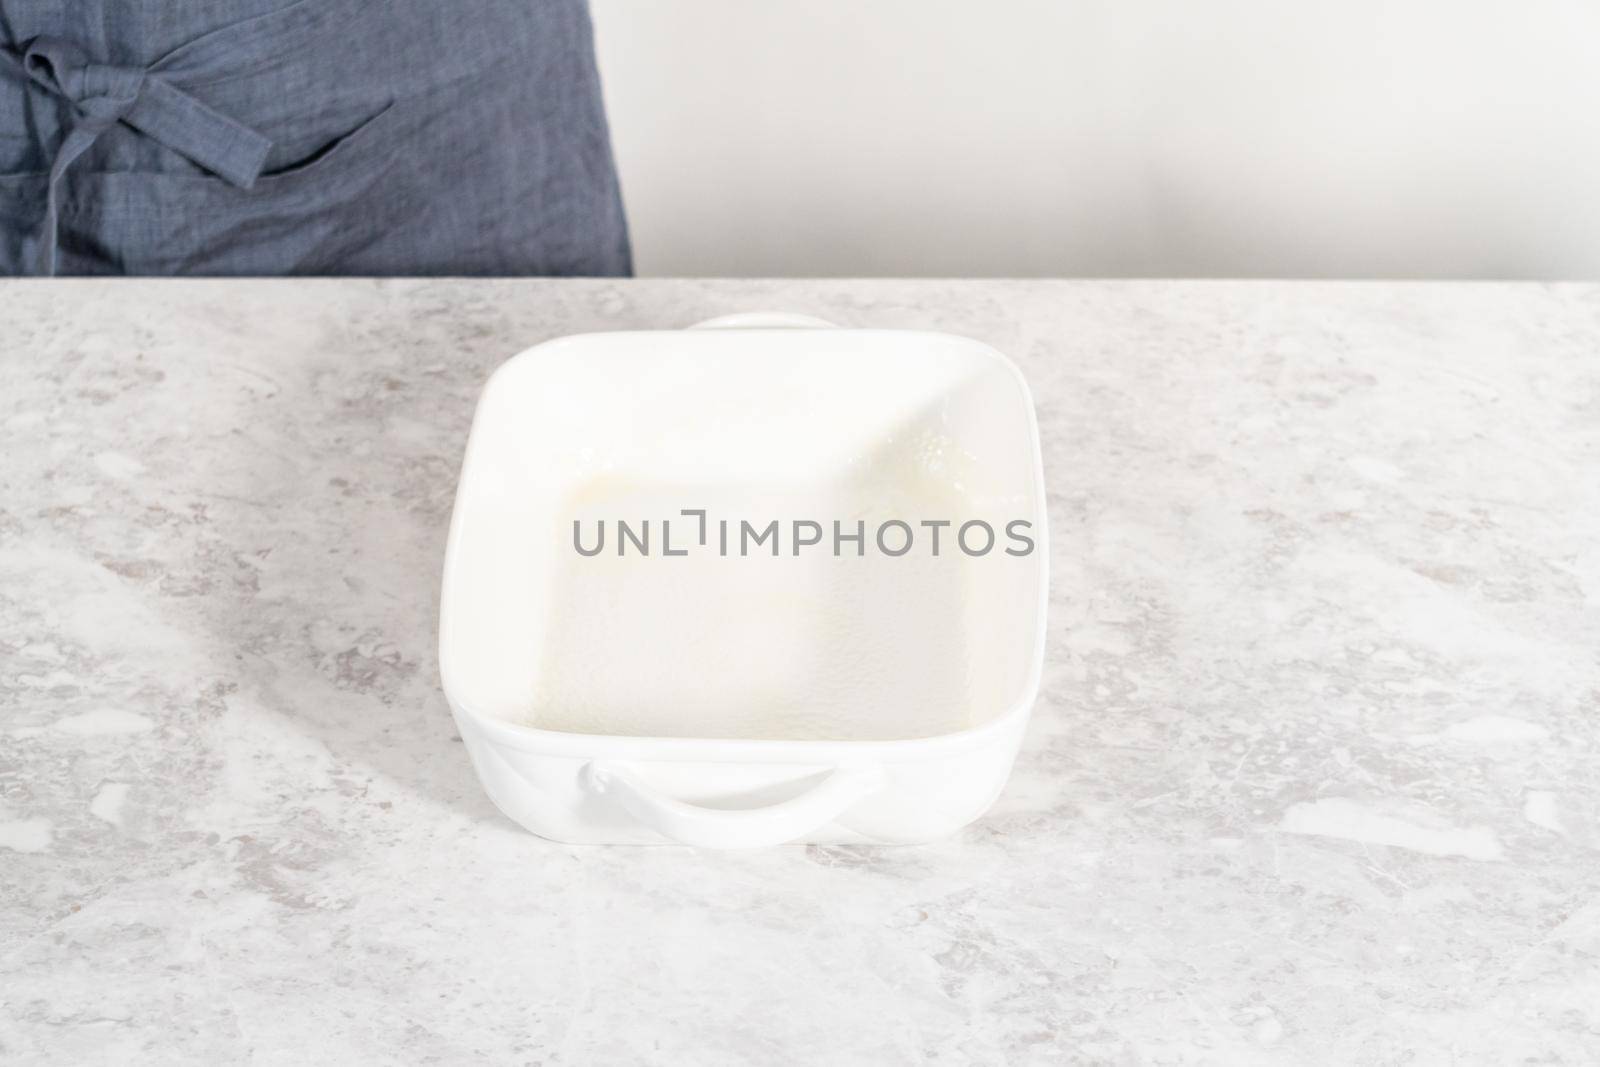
top-left (2, 279), bottom-right (1598, 1065)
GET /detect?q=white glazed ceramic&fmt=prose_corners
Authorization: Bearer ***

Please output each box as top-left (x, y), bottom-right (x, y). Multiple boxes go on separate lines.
top-left (439, 313), bottom-right (1047, 846)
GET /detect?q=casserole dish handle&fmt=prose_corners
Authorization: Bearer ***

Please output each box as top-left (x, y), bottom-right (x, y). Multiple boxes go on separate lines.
top-left (584, 763), bottom-right (884, 848)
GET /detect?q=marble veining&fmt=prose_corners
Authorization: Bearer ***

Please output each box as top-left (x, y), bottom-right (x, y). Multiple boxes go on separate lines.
top-left (2, 279), bottom-right (1599, 1064)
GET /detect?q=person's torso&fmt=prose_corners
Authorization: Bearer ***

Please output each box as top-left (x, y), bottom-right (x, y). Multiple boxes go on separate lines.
top-left (0, 0), bottom-right (631, 275)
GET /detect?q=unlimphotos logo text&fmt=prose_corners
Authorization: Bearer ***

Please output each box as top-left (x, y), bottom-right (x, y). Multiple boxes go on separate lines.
top-left (572, 509), bottom-right (1036, 558)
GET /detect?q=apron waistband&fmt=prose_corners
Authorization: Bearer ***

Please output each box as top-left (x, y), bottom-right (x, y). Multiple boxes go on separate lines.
top-left (4, 37), bottom-right (274, 275)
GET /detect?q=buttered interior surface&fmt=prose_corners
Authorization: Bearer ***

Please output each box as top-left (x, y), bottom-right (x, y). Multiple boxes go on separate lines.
top-left (525, 476), bottom-right (990, 742)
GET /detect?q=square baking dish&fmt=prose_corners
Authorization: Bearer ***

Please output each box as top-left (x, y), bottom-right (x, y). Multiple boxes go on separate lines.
top-left (439, 313), bottom-right (1047, 846)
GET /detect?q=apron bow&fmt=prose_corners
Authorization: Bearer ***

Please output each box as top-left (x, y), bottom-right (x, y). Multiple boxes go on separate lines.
top-left (14, 36), bottom-right (274, 274)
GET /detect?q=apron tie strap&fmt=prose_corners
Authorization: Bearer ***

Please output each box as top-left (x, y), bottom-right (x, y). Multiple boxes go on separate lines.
top-left (16, 36), bottom-right (274, 275)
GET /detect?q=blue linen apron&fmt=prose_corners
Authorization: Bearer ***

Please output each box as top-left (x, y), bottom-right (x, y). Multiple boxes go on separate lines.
top-left (0, 0), bottom-right (631, 275)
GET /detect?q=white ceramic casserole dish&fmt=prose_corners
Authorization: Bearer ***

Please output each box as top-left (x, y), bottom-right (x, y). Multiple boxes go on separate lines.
top-left (439, 313), bottom-right (1047, 846)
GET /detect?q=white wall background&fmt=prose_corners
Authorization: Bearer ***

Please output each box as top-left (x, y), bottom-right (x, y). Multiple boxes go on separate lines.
top-left (590, 0), bottom-right (1600, 279)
